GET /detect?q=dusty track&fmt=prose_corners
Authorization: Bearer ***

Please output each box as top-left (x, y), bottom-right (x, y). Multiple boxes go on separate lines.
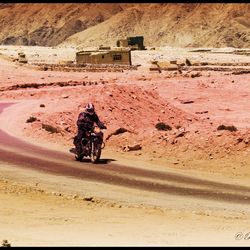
top-left (1, 102), bottom-right (250, 207)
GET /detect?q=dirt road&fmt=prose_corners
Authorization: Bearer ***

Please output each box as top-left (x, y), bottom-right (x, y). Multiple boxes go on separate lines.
top-left (1, 102), bottom-right (250, 208)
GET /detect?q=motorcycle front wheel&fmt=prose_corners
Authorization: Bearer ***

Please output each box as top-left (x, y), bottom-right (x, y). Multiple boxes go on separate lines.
top-left (90, 141), bottom-right (101, 163)
top-left (75, 154), bottom-right (83, 162)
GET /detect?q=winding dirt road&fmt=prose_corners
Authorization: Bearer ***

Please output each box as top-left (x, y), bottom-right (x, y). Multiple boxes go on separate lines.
top-left (1, 102), bottom-right (250, 207)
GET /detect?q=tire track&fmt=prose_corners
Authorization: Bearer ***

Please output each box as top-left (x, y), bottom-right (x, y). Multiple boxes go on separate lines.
top-left (1, 102), bottom-right (250, 205)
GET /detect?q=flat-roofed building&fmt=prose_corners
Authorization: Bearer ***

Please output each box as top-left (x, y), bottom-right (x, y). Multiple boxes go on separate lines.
top-left (76, 47), bottom-right (132, 65)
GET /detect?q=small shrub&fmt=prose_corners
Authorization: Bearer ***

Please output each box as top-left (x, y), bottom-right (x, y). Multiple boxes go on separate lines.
top-left (217, 124), bottom-right (237, 132)
top-left (186, 58), bottom-right (192, 66)
top-left (106, 127), bottom-right (129, 140)
top-left (58, 82), bottom-right (66, 87)
top-left (40, 104), bottom-right (45, 107)
top-left (1, 239), bottom-right (11, 247)
top-left (155, 122), bottom-right (172, 131)
top-left (42, 124), bottom-right (59, 133)
top-left (26, 116), bottom-right (37, 123)
top-left (113, 127), bottom-right (128, 135)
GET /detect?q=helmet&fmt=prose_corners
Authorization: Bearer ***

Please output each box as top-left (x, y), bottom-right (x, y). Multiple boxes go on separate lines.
top-left (85, 103), bottom-right (95, 115)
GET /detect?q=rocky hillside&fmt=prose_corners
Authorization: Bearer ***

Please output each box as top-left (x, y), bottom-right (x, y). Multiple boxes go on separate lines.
top-left (0, 3), bottom-right (249, 48)
top-left (0, 3), bottom-right (131, 46)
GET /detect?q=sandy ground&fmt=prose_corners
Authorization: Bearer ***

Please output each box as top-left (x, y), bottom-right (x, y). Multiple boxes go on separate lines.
top-left (0, 45), bottom-right (250, 246)
top-left (1, 176), bottom-right (250, 247)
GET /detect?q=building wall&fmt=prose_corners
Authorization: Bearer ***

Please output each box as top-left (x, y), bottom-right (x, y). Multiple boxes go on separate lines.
top-left (76, 53), bottom-right (91, 64)
top-left (117, 39), bottom-right (129, 47)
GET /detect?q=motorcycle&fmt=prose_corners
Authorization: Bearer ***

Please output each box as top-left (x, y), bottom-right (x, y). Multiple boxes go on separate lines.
top-left (71, 126), bottom-right (105, 163)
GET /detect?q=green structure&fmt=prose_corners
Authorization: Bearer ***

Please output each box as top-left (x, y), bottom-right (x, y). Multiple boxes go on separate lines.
top-left (117, 36), bottom-right (145, 50)
top-left (127, 36), bottom-right (145, 50)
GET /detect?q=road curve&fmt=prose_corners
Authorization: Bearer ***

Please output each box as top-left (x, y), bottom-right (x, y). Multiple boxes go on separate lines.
top-left (1, 102), bottom-right (250, 205)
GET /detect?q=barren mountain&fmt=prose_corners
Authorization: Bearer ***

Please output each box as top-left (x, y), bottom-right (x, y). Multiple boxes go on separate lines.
top-left (0, 3), bottom-right (131, 46)
top-left (0, 3), bottom-right (249, 48)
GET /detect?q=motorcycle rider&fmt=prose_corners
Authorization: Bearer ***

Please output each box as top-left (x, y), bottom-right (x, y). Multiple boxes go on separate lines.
top-left (73, 103), bottom-right (106, 156)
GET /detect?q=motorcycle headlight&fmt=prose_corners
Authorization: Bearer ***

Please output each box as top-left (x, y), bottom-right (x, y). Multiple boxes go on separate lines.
top-left (94, 127), bottom-right (101, 133)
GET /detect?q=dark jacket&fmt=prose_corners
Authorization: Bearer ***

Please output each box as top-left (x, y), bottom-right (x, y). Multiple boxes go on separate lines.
top-left (77, 111), bottom-right (105, 131)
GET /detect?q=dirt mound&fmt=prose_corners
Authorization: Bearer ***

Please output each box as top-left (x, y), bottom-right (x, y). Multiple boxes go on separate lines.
top-left (21, 82), bottom-right (250, 161)
top-left (23, 84), bottom-right (201, 148)
top-left (0, 3), bottom-right (249, 48)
